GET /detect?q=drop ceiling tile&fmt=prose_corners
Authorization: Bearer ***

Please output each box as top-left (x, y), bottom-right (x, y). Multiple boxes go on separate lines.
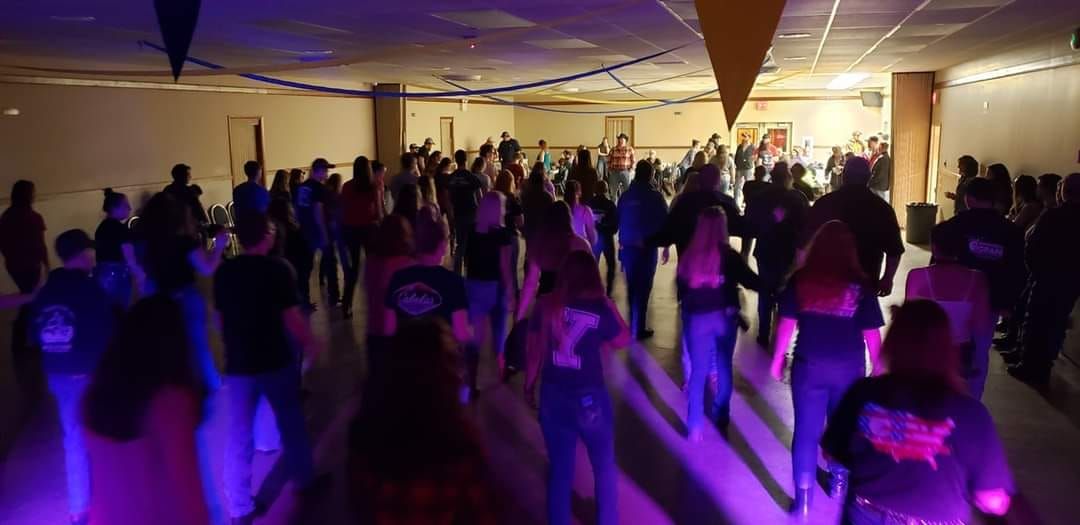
top-left (893, 23), bottom-right (968, 37)
top-left (524, 38), bottom-right (598, 50)
top-left (837, 0), bottom-right (925, 15)
top-left (833, 12), bottom-right (908, 29)
top-left (925, 0), bottom-right (1009, 9)
top-left (777, 15), bottom-right (829, 32)
top-left (829, 27), bottom-right (890, 40)
top-left (430, 9), bottom-right (536, 29)
top-left (907, 6), bottom-right (997, 24)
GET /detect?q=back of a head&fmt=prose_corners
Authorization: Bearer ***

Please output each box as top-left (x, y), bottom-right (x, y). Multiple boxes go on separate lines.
top-left (883, 300), bottom-right (963, 392)
top-left (270, 169), bottom-right (289, 193)
top-left (479, 143), bottom-right (494, 158)
top-left (770, 162), bottom-right (793, 188)
top-left (1062, 173), bottom-right (1080, 203)
top-left (394, 184), bottom-right (421, 217)
top-left (542, 200), bottom-right (573, 238)
top-left (495, 170), bottom-right (515, 194)
top-left (413, 206), bottom-right (449, 256)
top-left (752, 165), bottom-right (767, 180)
top-left (10, 179), bottom-right (34, 207)
top-left (102, 188), bottom-right (127, 213)
top-left (1014, 175), bottom-right (1037, 203)
top-left (352, 156), bottom-right (373, 191)
top-left (235, 211), bottom-right (271, 249)
top-left (692, 151), bottom-right (708, 169)
top-left (791, 163), bottom-right (807, 180)
top-left (453, 149), bottom-right (467, 167)
top-left (83, 294), bottom-right (198, 441)
top-left (170, 163), bottom-right (190, 184)
top-left (842, 157), bottom-right (872, 187)
top-left (400, 152), bottom-right (415, 170)
top-left (555, 250), bottom-right (605, 303)
top-left (565, 180), bottom-right (582, 207)
top-left (634, 159), bottom-right (654, 183)
top-left (528, 162), bottom-right (546, 184)
top-left (958, 155), bottom-right (979, 177)
top-left (986, 163), bottom-right (1011, 185)
top-left (930, 222), bottom-right (965, 261)
top-left (470, 157), bottom-right (486, 173)
top-left (697, 164), bottom-right (721, 192)
top-left (141, 191), bottom-right (193, 239)
top-left (964, 177), bottom-right (995, 205)
top-left (243, 160), bottom-right (260, 180)
top-left (1037, 173), bottom-right (1062, 197)
top-left (576, 148), bottom-right (593, 171)
top-left (373, 214), bottom-right (414, 258)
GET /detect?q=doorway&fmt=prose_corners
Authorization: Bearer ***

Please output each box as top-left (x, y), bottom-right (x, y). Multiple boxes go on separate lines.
top-left (733, 122), bottom-right (792, 153)
top-left (439, 117), bottom-right (455, 154)
top-left (604, 116), bottom-right (635, 145)
top-left (227, 116), bottom-right (266, 187)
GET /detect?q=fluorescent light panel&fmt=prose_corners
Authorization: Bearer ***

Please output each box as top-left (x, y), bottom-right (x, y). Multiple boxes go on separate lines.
top-left (826, 72), bottom-right (870, 90)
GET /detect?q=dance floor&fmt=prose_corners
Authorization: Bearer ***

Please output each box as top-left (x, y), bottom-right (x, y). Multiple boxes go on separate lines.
top-left (2, 241), bottom-right (1080, 524)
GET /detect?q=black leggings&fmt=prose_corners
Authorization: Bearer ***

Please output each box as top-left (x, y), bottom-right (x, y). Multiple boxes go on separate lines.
top-left (342, 224), bottom-right (376, 312)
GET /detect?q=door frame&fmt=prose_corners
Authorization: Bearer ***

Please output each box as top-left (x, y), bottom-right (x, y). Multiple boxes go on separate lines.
top-left (226, 116), bottom-right (267, 187)
top-left (604, 116), bottom-right (636, 146)
top-left (439, 116), bottom-right (455, 154)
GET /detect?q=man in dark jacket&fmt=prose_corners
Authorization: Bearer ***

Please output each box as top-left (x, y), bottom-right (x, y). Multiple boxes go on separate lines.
top-left (497, 131), bottom-right (521, 168)
top-left (746, 162), bottom-right (809, 347)
top-left (869, 142), bottom-right (892, 201)
top-left (1010, 173), bottom-right (1080, 385)
top-left (618, 161), bottom-right (669, 339)
top-left (164, 163), bottom-right (209, 225)
top-left (30, 229), bottom-right (114, 524)
top-left (655, 164), bottom-right (744, 256)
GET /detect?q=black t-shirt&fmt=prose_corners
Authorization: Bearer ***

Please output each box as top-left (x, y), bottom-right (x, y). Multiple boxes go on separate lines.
top-left (146, 235), bottom-right (199, 292)
top-left (677, 247), bottom-right (760, 314)
top-left (657, 190), bottom-right (744, 254)
top-left (448, 169), bottom-right (483, 223)
top-left (504, 193), bottom-right (523, 235)
top-left (466, 228), bottom-right (513, 281)
top-left (293, 179), bottom-right (327, 243)
top-left (385, 264), bottom-right (467, 324)
top-left (536, 297), bottom-right (621, 390)
top-left (778, 277), bottom-right (884, 364)
top-left (30, 268), bottom-right (114, 375)
top-left (214, 256), bottom-right (300, 375)
top-left (742, 180), bottom-right (771, 209)
top-left (747, 186), bottom-right (809, 269)
top-left (803, 186), bottom-right (904, 279)
top-left (94, 217), bottom-right (131, 263)
top-left (588, 194), bottom-right (618, 237)
top-left (933, 208), bottom-right (1025, 310)
top-left (823, 376), bottom-right (1015, 522)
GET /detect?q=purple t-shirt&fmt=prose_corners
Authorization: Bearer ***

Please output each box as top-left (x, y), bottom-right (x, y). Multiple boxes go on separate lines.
top-left (536, 298), bottom-right (621, 390)
top-left (823, 376), bottom-right (1014, 522)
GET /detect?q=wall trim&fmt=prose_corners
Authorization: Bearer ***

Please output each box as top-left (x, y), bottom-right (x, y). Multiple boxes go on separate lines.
top-left (935, 54), bottom-right (1079, 90)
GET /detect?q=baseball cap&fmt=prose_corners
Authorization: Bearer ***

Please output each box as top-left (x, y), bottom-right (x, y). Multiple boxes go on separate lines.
top-left (311, 158), bottom-right (335, 171)
top-left (55, 229), bottom-right (94, 261)
top-left (424, 137), bottom-right (435, 145)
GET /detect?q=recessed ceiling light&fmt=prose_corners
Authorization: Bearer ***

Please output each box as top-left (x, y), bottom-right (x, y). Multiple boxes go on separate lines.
top-left (270, 48), bottom-right (334, 56)
top-left (442, 73), bottom-right (482, 82)
top-left (561, 87), bottom-right (580, 93)
top-left (50, 16), bottom-right (96, 22)
top-left (784, 56), bottom-right (808, 61)
top-left (827, 72), bottom-right (870, 90)
top-left (777, 32), bottom-right (812, 39)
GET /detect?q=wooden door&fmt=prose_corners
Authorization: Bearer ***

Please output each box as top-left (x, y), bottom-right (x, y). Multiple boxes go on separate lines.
top-left (439, 117), bottom-right (455, 154)
top-left (604, 116), bottom-right (635, 145)
top-left (227, 116), bottom-right (265, 187)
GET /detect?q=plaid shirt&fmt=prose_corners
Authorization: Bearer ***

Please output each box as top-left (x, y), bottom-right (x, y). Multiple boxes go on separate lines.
top-left (607, 145), bottom-right (635, 172)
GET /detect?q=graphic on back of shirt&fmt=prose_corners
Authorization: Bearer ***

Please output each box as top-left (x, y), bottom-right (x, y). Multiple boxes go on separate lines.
top-left (858, 403), bottom-right (955, 470)
top-left (551, 307), bottom-right (600, 370)
top-left (36, 305), bottom-right (76, 353)
top-left (392, 282), bottom-right (444, 317)
top-left (967, 237), bottom-right (1004, 261)
top-left (295, 185), bottom-right (314, 209)
top-left (800, 283), bottom-right (861, 318)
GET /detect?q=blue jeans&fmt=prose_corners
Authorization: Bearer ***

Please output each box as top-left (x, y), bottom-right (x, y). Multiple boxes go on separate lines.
top-left (593, 234), bottom-right (616, 294)
top-left (47, 374), bottom-right (90, 516)
top-left (94, 262), bottom-right (132, 310)
top-left (608, 170), bottom-right (630, 200)
top-left (621, 246), bottom-right (657, 335)
top-left (539, 385), bottom-right (617, 525)
top-left (791, 358), bottom-right (864, 489)
top-left (224, 366), bottom-right (314, 518)
top-left (465, 279), bottom-right (508, 391)
top-left (682, 310), bottom-right (737, 431)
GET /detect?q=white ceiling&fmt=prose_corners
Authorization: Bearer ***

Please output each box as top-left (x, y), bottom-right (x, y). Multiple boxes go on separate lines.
top-left (0, 0), bottom-right (1076, 97)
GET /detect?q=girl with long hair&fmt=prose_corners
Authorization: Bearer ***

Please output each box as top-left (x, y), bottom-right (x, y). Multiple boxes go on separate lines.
top-left (418, 175), bottom-right (440, 214)
top-left (340, 156), bottom-right (385, 319)
top-left (596, 137), bottom-right (610, 183)
top-left (677, 207), bottom-right (759, 440)
top-left (464, 192), bottom-right (515, 391)
top-left (392, 183), bottom-right (421, 227)
top-left (520, 163), bottom-right (556, 243)
top-left (567, 148), bottom-right (599, 202)
top-left (287, 168), bottom-right (305, 196)
top-left (516, 201), bottom-right (591, 403)
top-left (319, 173), bottom-right (346, 306)
top-left (906, 226), bottom-right (992, 398)
top-left (82, 295), bottom-right (209, 524)
top-left (769, 220), bottom-right (884, 517)
top-left (822, 300), bottom-right (1014, 524)
top-left (495, 169), bottom-right (524, 295)
top-left (94, 189), bottom-right (144, 308)
top-left (534, 251), bottom-right (630, 525)
top-left (363, 215), bottom-right (415, 377)
top-left (1009, 174), bottom-right (1040, 231)
top-left (348, 318), bottom-right (497, 524)
top-left (985, 163), bottom-right (1013, 216)
top-left (565, 180), bottom-right (597, 248)
top-left (0, 180), bottom-right (48, 292)
top-left (269, 169), bottom-right (291, 203)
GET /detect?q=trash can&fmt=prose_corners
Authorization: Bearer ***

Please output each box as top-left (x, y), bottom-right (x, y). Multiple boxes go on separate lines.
top-left (905, 202), bottom-right (938, 244)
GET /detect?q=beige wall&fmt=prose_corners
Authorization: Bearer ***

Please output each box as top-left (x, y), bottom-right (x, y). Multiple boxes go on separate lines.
top-left (406, 98), bottom-right (515, 156)
top-left (513, 94), bottom-right (883, 164)
top-left (0, 81), bottom-right (375, 291)
top-left (932, 36), bottom-right (1080, 216)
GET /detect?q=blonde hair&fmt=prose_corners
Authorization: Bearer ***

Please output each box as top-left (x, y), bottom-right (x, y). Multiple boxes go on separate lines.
top-left (677, 206), bottom-right (729, 288)
top-left (476, 191), bottom-right (505, 233)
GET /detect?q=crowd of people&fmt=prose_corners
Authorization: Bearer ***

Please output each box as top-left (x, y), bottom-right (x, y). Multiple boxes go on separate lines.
top-left (0, 125), bottom-right (1077, 525)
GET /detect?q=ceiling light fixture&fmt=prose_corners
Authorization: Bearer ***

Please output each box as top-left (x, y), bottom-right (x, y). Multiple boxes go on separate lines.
top-left (826, 73), bottom-right (870, 90)
top-left (777, 32), bottom-right (812, 39)
top-left (784, 56), bottom-right (807, 61)
top-left (50, 16), bottom-right (96, 22)
top-left (561, 87), bottom-right (580, 93)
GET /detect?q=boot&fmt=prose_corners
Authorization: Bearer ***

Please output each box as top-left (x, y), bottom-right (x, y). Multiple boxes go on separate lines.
top-left (827, 468), bottom-right (849, 499)
top-left (790, 487), bottom-right (812, 519)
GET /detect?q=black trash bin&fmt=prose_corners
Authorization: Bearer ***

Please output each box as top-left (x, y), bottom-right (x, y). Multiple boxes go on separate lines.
top-left (905, 202), bottom-right (938, 244)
